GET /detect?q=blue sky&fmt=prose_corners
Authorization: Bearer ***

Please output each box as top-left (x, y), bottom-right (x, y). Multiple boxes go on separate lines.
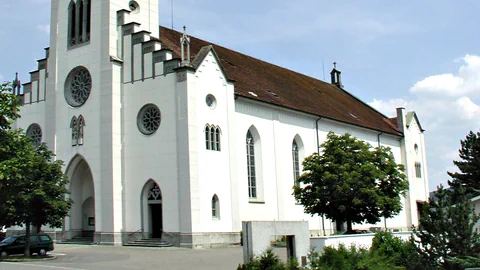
top-left (1, 0), bottom-right (479, 191)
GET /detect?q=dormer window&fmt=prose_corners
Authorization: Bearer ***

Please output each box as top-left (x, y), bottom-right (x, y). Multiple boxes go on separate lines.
top-left (68, 0), bottom-right (91, 48)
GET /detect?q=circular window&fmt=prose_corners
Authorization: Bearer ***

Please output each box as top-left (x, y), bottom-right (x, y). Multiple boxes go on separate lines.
top-left (129, 1), bottom-right (140, 14)
top-left (205, 94), bottom-right (216, 109)
top-left (26, 123), bottom-right (42, 146)
top-left (137, 104), bottom-right (161, 135)
top-left (65, 67), bottom-right (92, 107)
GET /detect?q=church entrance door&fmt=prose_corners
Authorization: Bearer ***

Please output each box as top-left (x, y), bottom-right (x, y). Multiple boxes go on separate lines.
top-left (142, 180), bottom-right (163, 239)
top-left (150, 204), bottom-right (163, 238)
top-left (66, 155), bottom-right (95, 240)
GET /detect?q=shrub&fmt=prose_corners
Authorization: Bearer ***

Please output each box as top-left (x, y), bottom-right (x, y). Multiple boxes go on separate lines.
top-left (236, 248), bottom-right (300, 270)
top-left (371, 231), bottom-right (424, 269)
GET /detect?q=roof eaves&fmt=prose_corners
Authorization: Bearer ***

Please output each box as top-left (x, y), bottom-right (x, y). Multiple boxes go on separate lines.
top-left (236, 95), bottom-right (403, 137)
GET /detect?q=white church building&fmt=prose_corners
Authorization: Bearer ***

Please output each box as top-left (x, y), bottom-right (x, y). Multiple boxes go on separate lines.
top-left (12, 0), bottom-right (429, 247)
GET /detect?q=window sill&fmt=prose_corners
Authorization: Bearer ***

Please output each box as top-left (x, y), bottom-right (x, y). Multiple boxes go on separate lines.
top-left (248, 199), bottom-right (265, 204)
top-left (68, 41), bottom-right (90, 51)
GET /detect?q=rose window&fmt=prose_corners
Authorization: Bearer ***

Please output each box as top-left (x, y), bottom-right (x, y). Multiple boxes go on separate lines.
top-left (26, 123), bottom-right (42, 147)
top-left (65, 67), bottom-right (92, 107)
top-left (137, 104), bottom-right (161, 135)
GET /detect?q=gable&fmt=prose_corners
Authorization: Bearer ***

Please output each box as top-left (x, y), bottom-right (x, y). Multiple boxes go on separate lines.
top-left (406, 112), bottom-right (425, 132)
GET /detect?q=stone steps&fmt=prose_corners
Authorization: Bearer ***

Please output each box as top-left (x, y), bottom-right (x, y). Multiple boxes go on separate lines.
top-left (59, 236), bottom-right (94, 245)
top-left (124, 238), bottom-right (172, 248)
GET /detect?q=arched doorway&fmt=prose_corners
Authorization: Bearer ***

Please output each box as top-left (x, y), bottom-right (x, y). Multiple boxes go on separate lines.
top-left (66, 155), bottom-right (95, 238)
top-left (141, 180), bottom-right (163, 238)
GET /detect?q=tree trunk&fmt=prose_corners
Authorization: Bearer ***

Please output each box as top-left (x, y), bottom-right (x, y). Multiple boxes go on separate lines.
top-left (346, 220), bottom-right (353, 233)
top-left (24, 221), bottom-right (31, 257)
top-left (36, 224), bottom-right (41, 234)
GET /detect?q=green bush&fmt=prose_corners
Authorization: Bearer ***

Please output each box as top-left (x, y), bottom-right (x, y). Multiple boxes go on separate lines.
top-left (371, 231), bottom-right (422, 269)
top-left (236, 248), bottom-right (300, 270)
top-left (307, 244), bottom-right (402, 270)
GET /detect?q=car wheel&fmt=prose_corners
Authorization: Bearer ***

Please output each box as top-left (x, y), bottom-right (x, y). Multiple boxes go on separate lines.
top-left (38, 248), bottom-right (47, 256)
top-left (0, 251), bottom-right (7, 258)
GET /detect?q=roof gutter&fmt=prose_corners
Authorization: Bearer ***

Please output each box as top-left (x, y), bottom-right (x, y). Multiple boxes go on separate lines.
top-left (377, 132), bottom-right (383, 147)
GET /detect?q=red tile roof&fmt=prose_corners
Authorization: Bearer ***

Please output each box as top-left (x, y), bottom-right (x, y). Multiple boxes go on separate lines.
top-left (159, 26), bottom-right (402, 136)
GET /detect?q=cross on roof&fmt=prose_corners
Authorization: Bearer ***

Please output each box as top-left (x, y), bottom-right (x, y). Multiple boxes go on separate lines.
top-left (333, 61), bottom-right (337, 69)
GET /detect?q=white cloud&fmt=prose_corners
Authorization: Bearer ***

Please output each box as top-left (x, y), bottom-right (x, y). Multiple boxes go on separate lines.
top-left (411, 55), bottom-right (480, 96)
top-left (369, 54), bottom-right (480, 191)
top-left (36, 24), bottom-right (50, 35)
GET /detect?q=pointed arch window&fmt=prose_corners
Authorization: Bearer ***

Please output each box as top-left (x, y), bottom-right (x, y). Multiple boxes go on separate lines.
top-left (70, 116), bottom-right (78, 146)
top-left (211, 195), bottom-right (220, 219)
top-left (205, 124), bottom-right (221, 151)
top-left (246, 130), bottom-right (256, 199)
top-left (68, 0), bottom-right (91, 48)
top-left (77, 115), bottom-right (85, 145)
top-left (292, 139), bottom-right (300, 186)
top-left (205, 126), bottom-right (211, 150)
top-left (70, 115), bottom-right (86, 146)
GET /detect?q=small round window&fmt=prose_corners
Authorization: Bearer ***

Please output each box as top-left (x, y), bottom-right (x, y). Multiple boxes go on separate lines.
top-left (26, 123), bottom-right (42, 146)
top-left (129, 1), bottom-right (140, 14)
top-left (137, 104), bottom-right (161, 135)
top-left (205, 94), bottom-right (216, 109)
top-left (65, 66), bottom-right (92, 107)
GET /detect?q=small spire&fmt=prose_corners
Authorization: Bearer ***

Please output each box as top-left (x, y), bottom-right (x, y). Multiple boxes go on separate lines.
top-left (13, 72), bottom-right (21, 95)
top-left (180, 25), bottom-right (191, 66)
top-left (330, 62), bottom-right (344, 89)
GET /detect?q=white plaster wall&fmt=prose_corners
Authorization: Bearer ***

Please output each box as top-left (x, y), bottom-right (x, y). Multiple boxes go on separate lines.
top-left (122, 73), bottom-right (180, 233)
top-left (235, 99), bottom-right (411, 233)
top-left (193, 52), bottom-right (234, 233)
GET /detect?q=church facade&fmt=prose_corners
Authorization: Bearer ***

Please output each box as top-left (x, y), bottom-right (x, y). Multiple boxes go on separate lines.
top-left (13, 0), bottom-right (429, 247)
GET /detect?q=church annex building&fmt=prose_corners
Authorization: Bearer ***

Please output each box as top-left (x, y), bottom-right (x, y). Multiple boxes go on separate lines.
top-left (12, 0), bottom-right (429, 247)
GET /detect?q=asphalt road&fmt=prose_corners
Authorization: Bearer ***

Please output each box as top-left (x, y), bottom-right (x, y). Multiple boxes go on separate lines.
top-left (0, 244), bottom-right (246, 270)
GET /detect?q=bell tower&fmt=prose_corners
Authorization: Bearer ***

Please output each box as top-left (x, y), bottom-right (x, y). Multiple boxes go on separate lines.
top-left (44, 0), bottom-right (160, 244)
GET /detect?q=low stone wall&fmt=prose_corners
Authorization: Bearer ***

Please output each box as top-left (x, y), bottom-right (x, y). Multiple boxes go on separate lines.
top-left (310, 232), bottom-right (412, 252)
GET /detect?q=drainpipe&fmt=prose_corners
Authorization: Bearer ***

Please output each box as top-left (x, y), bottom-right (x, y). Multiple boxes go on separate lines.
top-left (315, 117), bottom-right (326, 236)
top-left (377, 132), bottom-right (387, 230)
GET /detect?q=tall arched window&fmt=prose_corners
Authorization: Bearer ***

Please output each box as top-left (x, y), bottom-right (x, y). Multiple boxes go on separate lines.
top-left (68, 0), bottom-right (91, 48)
top-left (77, 115), bottom-right (85, 145)
top-left (246, 131), bottom-right (256, 199)
top-left (292, 139), bottom-right (300, 186)
top-left (70, 116), bottom-right (78, 146)
top-left (68, 1), bottom-right (76, 46)
top-left (215, 127), bottom-right (221, 151)
top-left (210, 127), bottom-right (215, 150)
top-left (211, 195), bottom-right (220, 219)
top-left (205, 125), bottom-right (211, 150)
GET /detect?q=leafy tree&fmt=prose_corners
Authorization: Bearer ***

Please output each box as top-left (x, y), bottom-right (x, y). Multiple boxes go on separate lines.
top-left (413, 185), bottom-right (480, 269)
top-left (293, 132), bottom-right (408, 232)
top-left (448, 131), bottom-right (480, 196)
top-left (0, 82), bottom-right (72, 256)
top-left (0, 82), bottom-right (20, 130)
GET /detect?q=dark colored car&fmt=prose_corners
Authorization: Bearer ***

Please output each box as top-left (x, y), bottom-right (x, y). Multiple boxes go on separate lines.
top-left (0, 234), bottom-right (54, 257)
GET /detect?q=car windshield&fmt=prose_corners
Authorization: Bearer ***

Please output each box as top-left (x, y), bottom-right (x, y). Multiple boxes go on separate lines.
top-left (1, 237), bottom-right (16, 244)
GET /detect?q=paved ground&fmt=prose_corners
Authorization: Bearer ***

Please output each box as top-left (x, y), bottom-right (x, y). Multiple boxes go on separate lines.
top-left (0, 244), bottom-right (249, 270)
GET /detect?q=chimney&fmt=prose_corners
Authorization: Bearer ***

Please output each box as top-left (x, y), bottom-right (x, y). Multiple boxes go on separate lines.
top-left (330, 62), bottom-right (343, 88)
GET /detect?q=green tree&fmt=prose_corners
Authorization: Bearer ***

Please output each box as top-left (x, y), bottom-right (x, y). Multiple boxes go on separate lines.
top-left (448, 131), bottom-right (480, 195)
top-left (0, 82), bottom-right (72, 256)
top-left (413, 185), bottom-right (480, 269)
top-left (293, 132), bottom-right (408, 232)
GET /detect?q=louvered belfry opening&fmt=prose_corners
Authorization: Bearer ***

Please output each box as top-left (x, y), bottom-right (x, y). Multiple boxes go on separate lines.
top-left (68, 0), bottom-right (91, 48)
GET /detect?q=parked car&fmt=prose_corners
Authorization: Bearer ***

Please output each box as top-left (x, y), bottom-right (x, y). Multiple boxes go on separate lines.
top-left (0, 234), bottom-right (54, 257)
top-left (0, 226), bottom-right (6, 241)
